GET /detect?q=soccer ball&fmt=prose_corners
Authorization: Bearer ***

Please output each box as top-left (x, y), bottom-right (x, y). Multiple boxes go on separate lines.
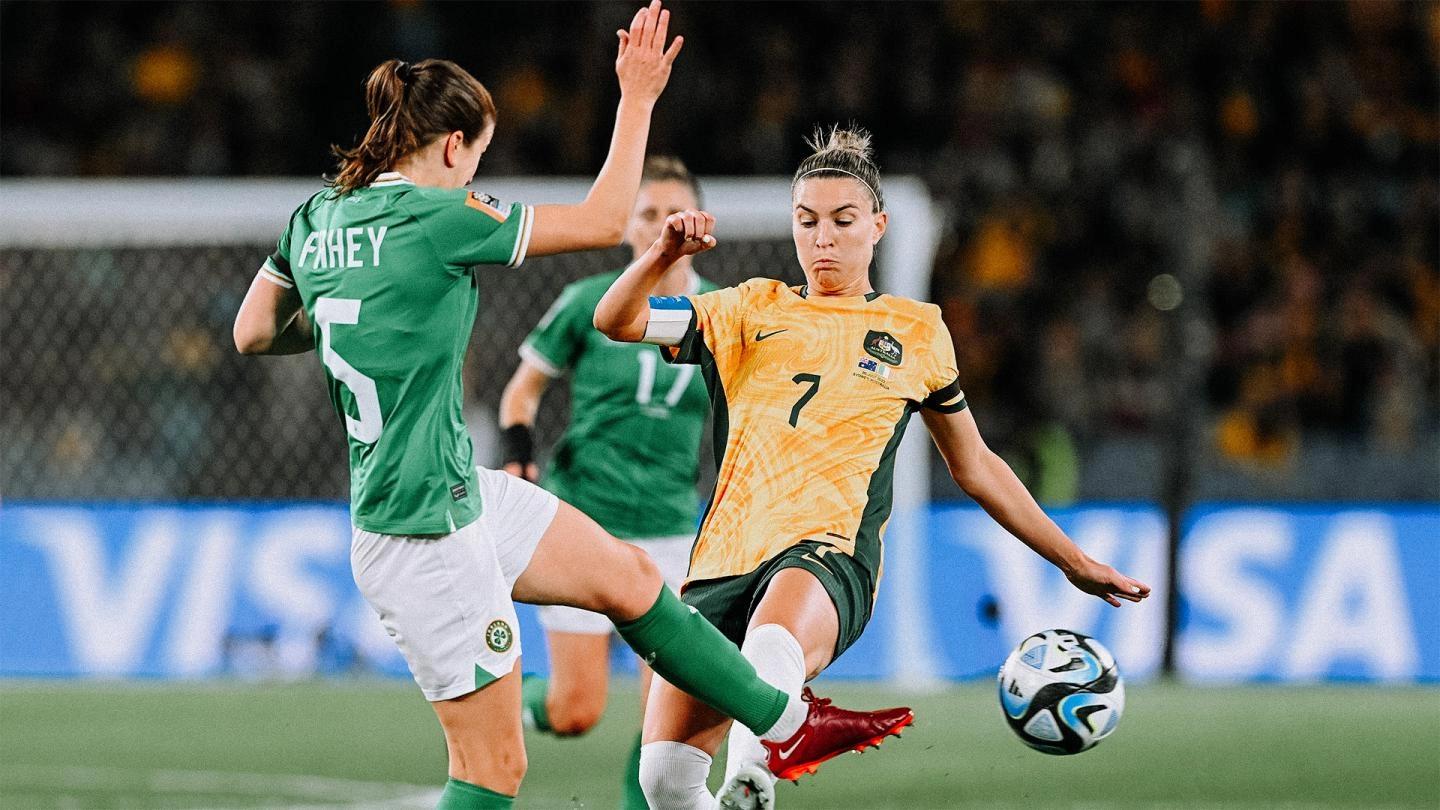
top-left (997, 629), bottom-right (1125, 755)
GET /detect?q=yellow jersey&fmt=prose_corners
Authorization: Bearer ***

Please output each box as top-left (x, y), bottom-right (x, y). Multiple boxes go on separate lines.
top-left (660, 278), bottom-right (966, 583)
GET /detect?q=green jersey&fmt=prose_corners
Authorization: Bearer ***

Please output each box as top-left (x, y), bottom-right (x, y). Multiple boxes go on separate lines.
top-left (521, 270), bottom-right (718, 539)
top-left (262, 172), bottom-right (534, 534)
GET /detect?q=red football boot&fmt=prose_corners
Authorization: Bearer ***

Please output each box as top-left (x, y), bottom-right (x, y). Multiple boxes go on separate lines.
top-left (760, 687), bottom-right (914, 782)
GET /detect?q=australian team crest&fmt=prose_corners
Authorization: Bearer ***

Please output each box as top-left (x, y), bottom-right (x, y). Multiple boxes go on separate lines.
top-left (864, 330), bottom-right (903, 366)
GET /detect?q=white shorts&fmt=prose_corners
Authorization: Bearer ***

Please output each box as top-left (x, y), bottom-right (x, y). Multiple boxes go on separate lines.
top-left (351, 466), bottom-right (559, 701)
top-left (537, 534), bottom-right (692, 634)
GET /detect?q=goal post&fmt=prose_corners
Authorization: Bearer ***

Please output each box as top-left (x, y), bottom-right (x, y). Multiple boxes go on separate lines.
top-left (0, 175), bottom-right (944, 684)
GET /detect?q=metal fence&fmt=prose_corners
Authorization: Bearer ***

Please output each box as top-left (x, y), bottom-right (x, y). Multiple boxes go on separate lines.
top-left (0, 239), bottom-right (803, 500)
top-left (1, 178), bottom-right (1434, 504)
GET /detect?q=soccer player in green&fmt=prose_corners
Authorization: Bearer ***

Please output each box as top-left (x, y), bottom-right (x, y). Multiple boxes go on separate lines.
top-left (232, 4), bottom-right (909, 809)
top-left (498, 155), bottom-right (716, 810)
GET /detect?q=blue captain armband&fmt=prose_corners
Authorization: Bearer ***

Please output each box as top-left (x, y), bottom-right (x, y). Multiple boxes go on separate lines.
top-left (642, 295), bottom-right (694, 346)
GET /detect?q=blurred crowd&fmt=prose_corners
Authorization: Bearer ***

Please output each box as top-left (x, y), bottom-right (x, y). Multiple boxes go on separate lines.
top-left (2, 1), bottom-right (1436, 499)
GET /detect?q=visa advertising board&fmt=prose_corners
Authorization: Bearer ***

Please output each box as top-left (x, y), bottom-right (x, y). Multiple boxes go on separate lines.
top-left (1, 502), bottom-right (1435, 682)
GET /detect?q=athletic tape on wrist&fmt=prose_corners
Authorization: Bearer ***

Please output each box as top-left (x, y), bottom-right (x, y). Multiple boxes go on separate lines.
top-left (500, 424), bottom-right (534, 467)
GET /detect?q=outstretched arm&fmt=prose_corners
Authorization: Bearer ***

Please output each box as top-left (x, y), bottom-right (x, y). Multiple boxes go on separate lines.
top-left (921, 407), bottom-right (1151, 607)
top-left (594, 209), bottom-right (714, 342)
top-left (233, 272), bottom-right (313, 355)
top-left (526, 0), bottom-right (684, 256)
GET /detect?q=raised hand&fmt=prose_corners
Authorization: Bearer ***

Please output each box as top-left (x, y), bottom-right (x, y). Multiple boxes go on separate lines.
top-left (656, 209), bottom-right (717, 259)
top-left (615, 0), bottom-right (684, 106)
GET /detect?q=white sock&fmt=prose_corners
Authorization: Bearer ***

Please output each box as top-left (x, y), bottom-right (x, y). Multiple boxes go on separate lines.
top-left (639, 741), bottom-right (714, 810)
top-left (741, 623), bottom-right (808, 750)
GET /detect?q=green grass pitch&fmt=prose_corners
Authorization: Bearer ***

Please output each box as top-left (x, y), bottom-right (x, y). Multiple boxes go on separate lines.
top-left (1, 679), bottom-right (1436, 809)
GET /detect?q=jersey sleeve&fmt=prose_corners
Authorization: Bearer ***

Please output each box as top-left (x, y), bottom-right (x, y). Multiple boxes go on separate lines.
top-left (519, 282), bottom-right (587, 377)
top-left (659, 284), bottom-right (747, 367)
top-left (258, 212), bottom-right (297, 288)
top-left (407, 188), bottom-right (534, 273)
top-left (920, 308), bottom-right (967, 413)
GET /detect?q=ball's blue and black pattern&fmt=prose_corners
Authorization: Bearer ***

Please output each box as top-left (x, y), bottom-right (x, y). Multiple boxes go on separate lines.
top-left (997, 628), bottom-right (1125, 755)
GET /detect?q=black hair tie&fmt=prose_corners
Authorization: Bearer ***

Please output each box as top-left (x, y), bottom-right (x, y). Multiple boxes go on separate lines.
top-left (395, 61), bottom-right (414, 85)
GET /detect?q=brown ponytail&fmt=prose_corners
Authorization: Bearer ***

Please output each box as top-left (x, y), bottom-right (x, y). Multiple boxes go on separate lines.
top-left (329, 58), bottom-right (497, 195)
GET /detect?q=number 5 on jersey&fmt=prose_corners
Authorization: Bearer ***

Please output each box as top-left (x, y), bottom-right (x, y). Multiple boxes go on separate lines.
top-left (315, 296), bottom-right (384, 443)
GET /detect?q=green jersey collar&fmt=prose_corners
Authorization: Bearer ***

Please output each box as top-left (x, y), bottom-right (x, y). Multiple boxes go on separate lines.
top-left (798, 284), bottom-right (882, 302)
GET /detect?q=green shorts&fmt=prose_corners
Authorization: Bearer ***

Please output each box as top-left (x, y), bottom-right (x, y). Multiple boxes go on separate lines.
top-left (682, 540), bottom-right (878, 662)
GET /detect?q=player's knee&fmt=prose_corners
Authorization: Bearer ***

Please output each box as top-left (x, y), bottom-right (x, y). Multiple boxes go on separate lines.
top-left (496, 746), bottom-right (528, 787)
top-left (636, 763), bottom-right (671, 809)
top-left (628, 544), bottom-right (663, 588)
top-left (548, 709), bottom-right (602, 736)
top-left (546, 690), bottom-right (606, 736)
top-left (451, 742), bottom-right (527, 793)
top-left (597, 543), bottom-right (663, 619)
top-left (638, 741), bottom-right (712, 809)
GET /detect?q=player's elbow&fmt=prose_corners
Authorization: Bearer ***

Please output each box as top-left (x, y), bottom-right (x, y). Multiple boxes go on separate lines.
top-left (579, 199), bottom-right (628, 248)
top-left (591, 220), bottom-right (626, 248)
top-left (593, 311), bottom-right (619, 339)
top-left (232, 322), bottom-right (272, 355)
top-left (593, 320), bottom-right (627, 342)
top-left (593, 313), bottom-right (643, 343)
top-left (592, 303), bottom-right (625, 340)
top-left (949, 449), bottom-right (996, 494)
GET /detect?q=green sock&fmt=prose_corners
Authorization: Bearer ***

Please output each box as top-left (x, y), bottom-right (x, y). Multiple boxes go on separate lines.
top-left (436, 777), bottom-right (514, 810)
top-left (615, 588), bottom-right (786, 735)
top-left (521, 673), bottom-right (553, 734)
top-left (620, 730), bottom-right (647, 810)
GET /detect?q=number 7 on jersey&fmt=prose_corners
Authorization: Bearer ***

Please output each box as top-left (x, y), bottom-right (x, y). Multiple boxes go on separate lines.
top-left (790, 373), bottom-right (821, 428)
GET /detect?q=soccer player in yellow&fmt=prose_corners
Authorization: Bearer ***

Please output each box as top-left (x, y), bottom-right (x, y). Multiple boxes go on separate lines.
top-left (595, 126), bottom-right (1153, 810)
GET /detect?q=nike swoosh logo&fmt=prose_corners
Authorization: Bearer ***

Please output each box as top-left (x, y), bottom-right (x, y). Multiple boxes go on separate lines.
top-left (777, 734), bottom-right (805, 758)
top-left (755, 329), bottom-right (788, 341)
top-left (800, 553), bottom-right (829, 573)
